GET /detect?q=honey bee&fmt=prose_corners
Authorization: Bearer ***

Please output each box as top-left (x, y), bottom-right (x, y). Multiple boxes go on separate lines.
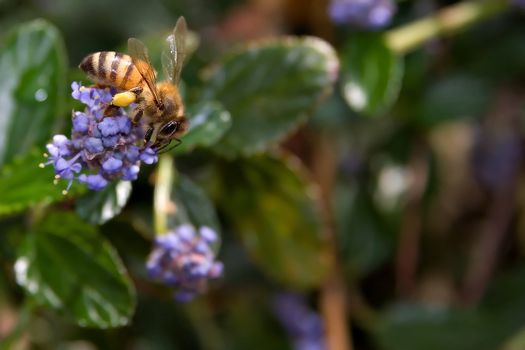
top-left (79, 17), bottom-right (189, 151)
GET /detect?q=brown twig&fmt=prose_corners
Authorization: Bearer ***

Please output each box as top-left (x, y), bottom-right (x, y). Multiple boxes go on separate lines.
top-left (461, 189), bottom-right (515, 303)
top-left (395, 141), bottom-right (429, 296)
top-left (312, 131), bottom-right (353, 350)
top-left (461, 89), bottom-right (522, 303)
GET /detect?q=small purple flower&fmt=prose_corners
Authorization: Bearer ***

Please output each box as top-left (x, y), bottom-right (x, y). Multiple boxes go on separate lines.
top-left (146, 225), bottom-right (223, 302)
top-left (78, 174), bottom-right (109, 191)
top-left (200, 226), bottom-right (218, 243)
top-left (122, 164), bottom-right (140, 181)
top-left (40, 82), bottom-right (159, 193)
top-left (98, 118), bottom-right (120, 137)
top-left (72, 112), bottom-right (89, 133)
top-left (116, 116), bottom-right (132, 134)
top-left (46, 135), bottom-right (71, 158)
top-left (273, 293), bottom-right (326, 350)
top-left (140, 147), bottom-right (158, 164)
top-left (85, 137), bottom-right (104, 154)
top-left (328, 0), bottom-right (396, 29)
top-left (102, 157), bottom-right (123, 173)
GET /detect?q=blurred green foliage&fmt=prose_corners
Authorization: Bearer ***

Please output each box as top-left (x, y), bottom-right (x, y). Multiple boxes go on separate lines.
top-left (1, 0), bottom-right (525, 349)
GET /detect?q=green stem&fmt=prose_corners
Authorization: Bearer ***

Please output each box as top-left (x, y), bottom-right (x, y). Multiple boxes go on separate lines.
top-left (385, 0), bottom-right (508, 54)
top-left (154, 158), bottom-right (225, 349)
top-left (154, 154), bottom-right (175, 235)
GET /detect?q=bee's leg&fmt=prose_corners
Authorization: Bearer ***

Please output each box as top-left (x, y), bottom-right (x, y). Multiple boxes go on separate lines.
top-left (88, 83), bottom-right (106, 89)
top-left (103, 104), bottom-right (120, 117)
top-left (129, 87), bottom-right (143, 95)
top-left (130, 106), bottom-right (145, 125)
top-left (144, 126), bottom-right (153, 144)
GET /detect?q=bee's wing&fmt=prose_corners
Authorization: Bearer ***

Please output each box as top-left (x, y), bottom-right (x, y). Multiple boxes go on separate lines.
top-left (128, 37), bottom-right (162, 108)
top-left (162, 16), bottom-right (187, 85)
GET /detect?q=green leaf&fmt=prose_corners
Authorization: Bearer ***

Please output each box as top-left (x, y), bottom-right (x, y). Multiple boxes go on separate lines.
top-left (223, 295), bottom-right (289, 350)
top-left (216, 154), bottom-right (328, 288)
top-left (174, 102), bottom-right (231, 154)
top-left (417, 75), bottom-right (491, 127)
top-left (376, 304), bottom-right (489, 350)
top-left (15, 212), bottom-right (135, 328)
top-left (201, 37), bottom-right (338, 157)
top-left (76, 181), bottom-right (133, 225)
top-left (340, 33), bottom-right (403, 116)
top-left (310, 89), bottom-right (357, 129)
top-left (334, 183), bottom-right (393, 278)
top-left (170, 174), bottom-right (221, 236)
top-left (0, 19), bottom-right (67, 166)
top-left (0, 150), bottom-right (83, 216)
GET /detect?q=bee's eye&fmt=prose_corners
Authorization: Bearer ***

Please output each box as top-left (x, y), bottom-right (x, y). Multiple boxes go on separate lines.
top-left (160, 121), bottom-right (179, 136)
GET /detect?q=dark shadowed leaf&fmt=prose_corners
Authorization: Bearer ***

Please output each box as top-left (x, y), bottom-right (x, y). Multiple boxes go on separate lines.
top-left (15, 212), bottom-right (135, 328)
top-left (0, 19), bottom-right (67, 166)
top-left (215, 153), bottom-right (328, 288)
top-left (376, 267), bottom-right (525, 350)
top-left (153, 155), bottom-right (222, 247)
top-left (334, 183), bottom-right (393, 278)
top-left (340, 33), bottom-right (403, 116)
top-left (222, 294), bottom-right (290, 350)
top-left (174, 102), bottom-right (231, 154)
top-left (418, 75), bottom-right (491, 127)
top-left (310, 89), bottom-right (357, 129)
top-left (376, 304), bottom-right (489, 350)
top-left (201, 37), bottom-right (338, 157)
top-left (76, 181), bottom-right (133, 225)
top-left (169, 174), bottom-right (221, 236)
top-left (0, 150), bottom-right (84, 217)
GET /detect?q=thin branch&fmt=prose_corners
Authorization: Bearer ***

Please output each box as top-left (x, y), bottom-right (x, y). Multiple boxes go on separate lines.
top-left (461, 89), bottom-right (522, 303)
top-left (312, 131), bottom-right (353, 350)
top-left (396, 141), bottom-right (429, 296)
top-left (386, 0), bottom-right (508, 54)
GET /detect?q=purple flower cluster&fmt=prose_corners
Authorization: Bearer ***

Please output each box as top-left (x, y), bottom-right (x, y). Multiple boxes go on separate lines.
top-left (328, 0), bottom-right (396, 29)
top-left (40, 82), bottom-right (157, 193)
top-left (512, 0), bottom-right (525, 10)
top-left (273, 293), bottom-right (326, 350)
top-left (146, 225), bottom-right (223, 302)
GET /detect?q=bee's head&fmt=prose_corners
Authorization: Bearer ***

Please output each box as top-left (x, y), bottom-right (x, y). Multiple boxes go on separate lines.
top-left (145, 117), bottom-right (188, 152)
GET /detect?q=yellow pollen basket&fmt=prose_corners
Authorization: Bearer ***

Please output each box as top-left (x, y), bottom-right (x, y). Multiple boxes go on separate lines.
top-left (112, 91), bottom-right (137, 107)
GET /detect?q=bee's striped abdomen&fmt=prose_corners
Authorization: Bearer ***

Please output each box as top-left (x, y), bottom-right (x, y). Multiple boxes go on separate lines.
top-left (79, 51), bottom-right (143, 91)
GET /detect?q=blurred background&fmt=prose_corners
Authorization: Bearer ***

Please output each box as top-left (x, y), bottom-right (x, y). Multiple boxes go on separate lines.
top-left (2, 0), bottom-right (525, 349)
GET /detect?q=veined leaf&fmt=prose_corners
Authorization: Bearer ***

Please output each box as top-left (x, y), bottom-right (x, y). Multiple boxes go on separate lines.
top-left (76, 181), bottom-right (133, 225)
top-left (0, 150), bottom-right (84, 217)
top-left (174, 101), bottom-right (231, 154)
top-left (215, 153), bottom-right (328, 288)
top-left (0, 19), bottom-right (67, 166)
top-left (15, 212), bottom-right (136, 328)
top-left (201, 37), bottom-right (339, 157)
